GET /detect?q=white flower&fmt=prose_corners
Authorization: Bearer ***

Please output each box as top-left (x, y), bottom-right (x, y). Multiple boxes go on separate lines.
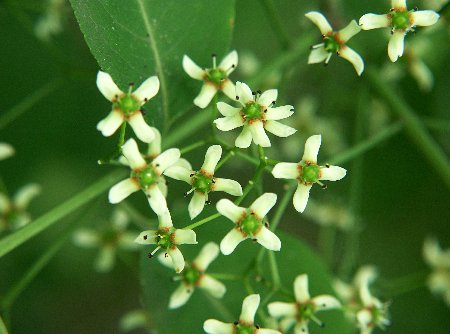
top-left (423, 237), bottom-right (450, 306)
top-left (183, 50), bottom-right (238, 108)
top-left (164, 145), bottom-right (242, 219)
top-left (204, 294), bottom-right (281, 334)
top-left (72, 209), bottom-right (138, 272)
top-left (0, 184), bottom-right (41, 233)
top-left (135, 210), bottom-right (197, 273)
top-left (158, 242), bottom-right (226, 309)
top-left (214, 82), bottom-right (296, 148)
top-left (359, 0), bottom-right (439, 62)
top-left (268, 274), bottom-right (341, 334)
top-left (272, 135), bottom-right (347, 213)
top-left (305, 11), bottom-right (364, 76)
top-left (0, 143), bottom-right (15, 161)
top-left (96, 71), bottom-right (159, 143)
top-left (34, 0), bottom-right (66, 41)
top-left (217, 193), bottom-right (281, 255)
top-left (108, 138), bottom-right (180, 215)
top-left (304, 199), bottom-right (354, 230)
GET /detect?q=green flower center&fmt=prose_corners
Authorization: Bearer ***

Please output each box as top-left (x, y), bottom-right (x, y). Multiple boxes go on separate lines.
top-left (207, 68), bottom-right (227, 86)
top-left (114, 94), bottom-right (140, 116)
top-left (239, 213), bottom-right (262, 236)
top-left (298, 303), bottom-right (316, 322)
top-left (300, 163), bottom-right (320, 184)
top-left (156, 229), bottom-right (174, 249)
top-left (101, 229), bottom-right (119, 245)
top-left (242, 102), bottom-right (262, 120)
top-left (132, 166), bottom-right (158, 189)
top-left (192, 172), bottom-right (213, 193)
top-left (324, 35), bottom-right (340, 53)
top-left (183, 266), bottom-right (202, 285)
top-left (391, 11), bottom-right (410, 30)
top-left (236, 324), bottom-right (255, 334)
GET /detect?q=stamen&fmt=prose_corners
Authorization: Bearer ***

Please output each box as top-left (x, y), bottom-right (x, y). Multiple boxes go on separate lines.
top-left (324, 53), bottom-right (332, 65)
top-left (184, 188), bottom-right (195, 197)
top-left (317, 181), bottom-right (327, 189)
top-left (325, 163), bottom-right (330, 168)
top-left (148, 246), bottom-right (161, 258)
top-left (211, 53), bottom-right (217, 68)
top-left (233, 321), bottom-right (239, 326)
top-left (310, 315), bottom-right (325, 327)
top-left (172, 276), bottom-right (182, 281)
top-left (236, 95), bottom-right (240, 100)
top-left (311, 43), bottom-right (324, 49)
top-left (127, 83), bottom-right (134, 94)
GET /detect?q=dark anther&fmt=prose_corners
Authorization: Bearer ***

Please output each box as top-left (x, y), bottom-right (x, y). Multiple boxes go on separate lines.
top-left (233, 321), bottom-right (239, 326)
top-left (212, 179), bottom-right (216, 183)
top-left (155, 163), bottom-right (160, 167)
top-left (143, 235), bottom-right (148, 240)
top-left (236, 95), bottom-right (240, 100)
top-left (129, 82), bottom-right (135, 86)
top-left (147, 194), bottom-right (151, 198)
top-left (144, 98), bottom-right (148, 102)
top-left (206, 200), bottom-right (211, 205)
top-left (389, 8), bottom-right (394, 11)
top-left (190, 173), bottom-right (195, 177)
top-left (256, 324), bottom-right (260, 329)
top-left (264, 109), bottom-right (267, 113)
top-left (325, 163), bottom-right (330, 168)
top-left (336, 51), bottom-right (340, 56)
top-left (322, 303), bottom-right (326, 307)
top-left (390, 29), bottom-right (394, 35)
top-left (165, 253), bottom-right (168, 258)
top-left (414, 6), bottom-right (418, 11)
top-left (257, 90), bottom-right (262, 94)
top-left (231, 64), bottom-right (236, 68)
top-left (252, 91), bottom-right (256, 95)
top-left (321, 184), bottom-right (328, 190)
top-left (140, 108), bottom-right (146, 115)
top-left (272, 100), bottom-right (276, 105)
top-left (324, 62), bottom-right (329, 67)
top-left (264, 222), bottom-right (269, 228)
top-left (252, 238), bottom-right (257, 242)
top-left (211, 53), bottom-right (217, 58)
top-left (147, 253), bottom-right (153, 258)
top-left (290, 109), bottom-right (294, 112)
top-left (184, 192), bottom-right (189, 197)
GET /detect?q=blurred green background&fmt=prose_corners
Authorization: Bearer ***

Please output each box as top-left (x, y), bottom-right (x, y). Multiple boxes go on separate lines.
top-left (0, 0), bottom-right (449, 333)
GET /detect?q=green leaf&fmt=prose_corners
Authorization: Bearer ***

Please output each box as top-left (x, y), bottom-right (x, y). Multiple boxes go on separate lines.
top-left (140, 208), bottom-right (351, 333)
top-left (70, 0), bottom-right (236, 127)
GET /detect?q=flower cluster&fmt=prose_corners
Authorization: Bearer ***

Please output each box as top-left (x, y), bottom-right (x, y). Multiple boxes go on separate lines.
top-left (423, 237), bottom-right (450, 306)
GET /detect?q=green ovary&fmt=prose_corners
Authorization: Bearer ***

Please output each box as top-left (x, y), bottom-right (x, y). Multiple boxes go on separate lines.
top-left (192, 172), bottom-right (213, 193)
top-left (183, 266), bottom-right (202, 285)
top-left (300, 164), bottom-right (320, 184)
top-left (133, 166), bottom-right (158, 189)
top-left (243, 102), bottom-right (262, 120)
top-left (115, 94), bottom-right (140, 116)
top-left (391, 11), bottom-right (410, 30)
top-left (156, 230), bottom-right (173, 249)
top-left (236, 324), bottom-right (255, 334)
top-left (239, 214), bottom-right (262, 236)
top-left (324, 36), bottom-right (340, 53)
top-left (298, 303), bottom-right (315, 322)
top-left (101, 229), bottom-right (119, 245)
top-left (207, 68), bottom-right (227, 86)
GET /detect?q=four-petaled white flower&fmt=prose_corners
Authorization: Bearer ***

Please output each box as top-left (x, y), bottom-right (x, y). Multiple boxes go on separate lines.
top-left (204, 294), bottom-right (281, 334)
top-left (214, 82), bottom-right (296, 148)
top-left (272, 135), bottom-right (347, 213)
top-left (0, 143), bottom-right (14, 161)
top-left (268, 274), bottom-right (341, 334)
top-left (183, 51), bottom-right (238, 108)
top-left (96, 71), bottom-right (159, 143)
top-left (0, 184), bottom-right (41, 233)
top-left (305, 11), bottom-right (364, 76)
top-left (72, 208), bottom-right (138, 272)
top-left (164, 145), bottom-right (242, 220)
top-left (423, 237), bottom-right (450, 306)
top-left (158, 242), bottom-right (226, 309)
top-left (359, 0), bottom-right (439, 62)
top-left (217, 193), bottom-right (281, 255)
top-left (135, 210), bottom-right (197, 273)
top-left (109, 138), bottom-right (180, 216)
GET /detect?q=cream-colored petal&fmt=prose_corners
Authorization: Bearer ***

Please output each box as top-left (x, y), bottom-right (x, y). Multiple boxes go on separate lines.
top-left (134, 230), bottom-right (158, 244)
top-left (388, 31), bottom-right (405, 62)
top-left (217, 102), bottom-right (241, 116)
top-left (133, 76), bottom-right (159, 103)
top-left (128, 112), bottom-right (155, 143)
top-left (0, 143), bottom-right (14, 161)
top-left (294, 274), bottom-right (311, 303)
top-left (356, 309), bottom-right (372, 328)
top-left (312, 295), bottom-right (341, 311)
top-left (152, 148), bottom-right (181, 174)
top-left (221, 80), bottom-right (236, 100)
top-left (257, 329), bottom-right (282, 334)
top-left (145, 186), bottom-right (168, 216)
top-left (272, 162), bottom-right (299, 180)
top-left (214, 115), bottom-right (244, 131)
top-left (169, 283), bottom-right (194, 309)
top-left (320, 166), bottom-right (347, 181)
top-left (163, 166), bottom-right (192, 183)
top-left (72, 229), bottom-right (99, 247)
top-left (255, 226), bottom-right (281, 251)
top-left (157, 252), bottom-right (174, 268)
top-left (147, 127), bottom-right (161, 157)
top-left (338, 46), bottom-right (364, 76)
top-left (410, 10), bottom-right (440, 27)
top-left (193, 242), bottom-right (220, 271)
top-left (173, 229), bottom-right (197, 245)
top-left (188, 191), bottom-right (206, 219)
top-left (194, 83), bottom-right (217, 109)
top-left (267, 302), bottom-right (297, 318)
top-left (359, 14), bottom-right (390, 30)
top-left (236, 81), bottom-right (254, 104)
top-left (182, 55), bottom-right (204, 80)
top-left (96, 71), bottom-right (123, 101)
top-left (235, 125), bottom-right (252, 148)
top-left (257, 89), bottom-right (278, 107)
top-left (216, 199), bottom-right (246, 222)
top-left (410, 58), bottom-right (433, 92)
top-left (308, 46), bottom-right (329, 64)
top-left (294, 323), bottom-right (309, 334)
top-left (391, 0), bottom-right (406, 9)
top-left (14, 183), bottom-right (41, 210)
top-left (108, 178), bottom-right (140, 203)
top-left (94, 246), bottom-right (116, 272)
top-left (250, 193), bottom-right (277, 218)
top-left (305, 11), bottom-right (333, 34)
top-left (239, 294), bottom-right (260, 324)
top-left (203, 319), bottom-right (234, 334)
top-left (199, 275), bottom-right (226, 298)
top-left (218, 50), bottom-right (238, 72)
top-left (337, 20), bottom-right (361, 43)
top-left (264, 105), bottom-right (294, 120)
top-left (157, 210), bottom-right (173, 229)
top-left (264, 121), bottom-right (297, 138)
top-left (111, 208), bottom-right (129, 230)
top-left (302, 135), bottom-right (321, 163)
top-left (168, 247), bottom-right (185, 273)
top-left (212, 178), bottom-right (242, 196)
top-left (122, 138), bottom-right (146, 170)
top-left (220, 228), bottom-right (247, 255)
top-left (293, 183), bottom-right (312, 213)
top-left (201, 145), bottom-right (222, 174)
top-left (249, 121), bottom-right (271, 147)
top-left (97, 110), bottom-right (124, 137)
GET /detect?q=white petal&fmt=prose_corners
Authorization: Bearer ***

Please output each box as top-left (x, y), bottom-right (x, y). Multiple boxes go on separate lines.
top-left (312, 295), bottom-right (341, 311)
top-left (217, 102), bottom-right (241, 116)
top-left (218, 50), bottom-right (238, 72)
top-left (147, 127), bottom-right (161, 157)
top-left (193, 242), bottom-right (220, 271)
top-left (294, 323), bottom-right (309, 334)
top-left (302, 135), bottom-right (321, 163)
top-left (145, 185), bottom-right (168, 216)
top-left (214, 115), bottom-right (244, 131)
top-left (188, 191), bottom-right (206, 219)
top-left (239, 294), bottom-right (260, 324)
top-left (173, 229), bottom-right (197, 245)
top-left (157, 252), bottom-right (174, 268)
top-left (72, 229), bottom-right (99, 247)
top-left (212, 178), bottom-right (242, 196)
top-left (411, 11), bottom-right (440, 27)
top-left (97, 110), bottom-right (124, 137)
top-left (173, 158), bottom-right (192, 170)
top-left (249, 121), bottom-right (271, 147)
top-left (163, 166), bottom-right (192, 183)
top-left (235, 125), bottom-right (252, 148)
top-left (339, 46), bottom-right (364, 76)
top-left (94, 246), bottom-right (115, 272)
top-left (280, 317), bottom-right (297, 332)
top-left (272, 162), bottom-right (299, 179)
top-left (423, 237), bottom-right (441, 267)
top-left (122, 138), bottom-right (146, 170)
top-left (308, 46), bottom-right (330, 64)
top-left (133, 76), bottom-right (160, 103)
top-left (257, 329), bottom-right (282, 334)
top-left (356, 309), bottom-right (372, 328)
top-left (158, 210), bottom-right (173, 229)
top-left (320, 166), bottom-right (347, 181)
top-left (293, 184), bottom-right (312, 213)
top-left (118, 232), bottom-right (139, 250)
top-left (255, 226), bottom-right (281, 251)
top-left (182, 55), bottom-right (204, 80)
top-left (201, 145), bottom-right (222, 174)
top-left (359, 14), bottom-right (390, 30)
top-left (391, 0), bottom-right (406, 9)
top-left (194, 83), bottom-right (217, 109)
top-left (220, 228), bottom-right (247, 255)
top-left (410, 59), bottom-right (433, 92)
top-left (294, 274), bottom-right (311, 303)
top-left (250, 193), bottom-right (277, 218)
top-left (169, 283), bottom-right (194, 309)
top-left (216, 199), bottom-right (246, 222)
top-left (257, 89), bottom-right (278, 107)
top-left (134, 230), bottom-right (158, 244)
top-left (96, 71), bottom-right (123, 101)
top-left (111, 208), bottom-right (129, 230)
top-left (108, 179), bottom-right (140, 203)
top-left (388, 31), bottom-right (405, 62)
top-left (221, 80), bottom-right (236, 100)
top-left (152, 148), bottom-right (181, 174)
top-left (199, 275), bottom-right (226, 298)
top-left (265, 106), bottom-right (294, 120)
top-left (236, 81), bottom-right (254, 104)
top-left (128, 112), bottom-right (155, 143)
top-left (0, 143), bottom-right (14, 160)
top-left (267, 302), bottom-right (297, 318)
top-left (305, 11), bottom-right (333, 35)
top-left (157, 177), bottom-right (168, 198)
top-left (264, 120), bottom-right (297, 138)
top-left (337, 20), bottom-right (361, 42)
top-left (203, 319), bottom-right (234, 334)
top-left (168, 247), bottom-right (185, 273)
top-left (14, 184), bottom-right (41, 209)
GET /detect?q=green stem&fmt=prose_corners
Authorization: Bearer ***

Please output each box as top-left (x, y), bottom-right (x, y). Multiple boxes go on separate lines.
top-left (423, 117), bottom-right (450, 132)
top-left (0, 316), bottom-right (8, 334)
top-left (0, 169), bottom-right (126, 258)
top-left (208, 273), bottom-right (242, 281)
top-left (180, 140), bottom-right (207, 155)
top-left (118, 122), bottom-right (127, 148)
top-left (259, 0), bottom-right (291, 50)
top-left (366, 67), bottom-right (450, 189)
top-left (183, 213), bottom-right (221, 230)
top-left (268, 251), bottom-right (281, 289)
top-left (211, 95), bottom-right (219, 140)
top-left (379, 271), bottom-right (427, 297)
